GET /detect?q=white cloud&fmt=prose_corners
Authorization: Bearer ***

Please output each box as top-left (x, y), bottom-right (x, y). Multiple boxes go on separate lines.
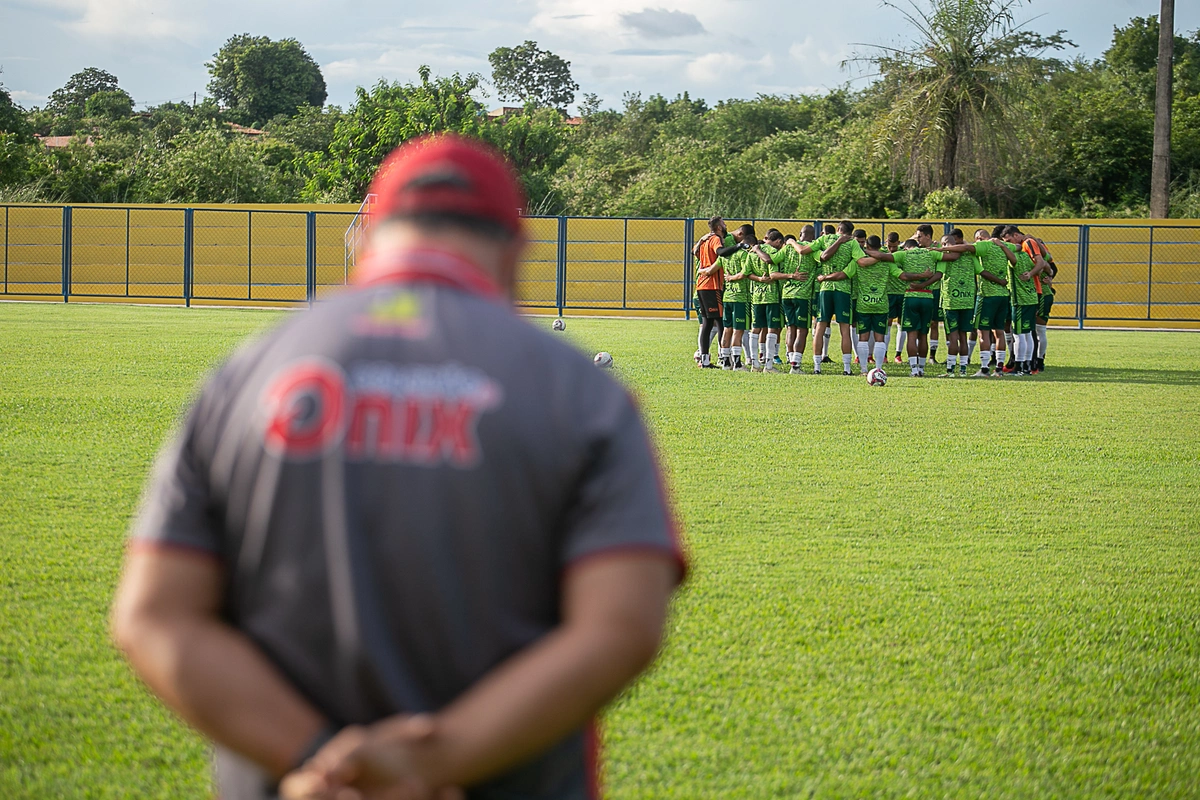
top-left (9, 89), bottom-right (46, 107)
top-left (53, 0), bottom-right (199, 43)
top-left (685, 51), bottom-right (774, 84)
top-left (789, 37), bottom-right (847, 69)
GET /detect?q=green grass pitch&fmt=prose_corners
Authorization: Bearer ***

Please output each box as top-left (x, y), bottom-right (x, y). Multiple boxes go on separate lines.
top-left (2, 302), bottom-right (1199, 798)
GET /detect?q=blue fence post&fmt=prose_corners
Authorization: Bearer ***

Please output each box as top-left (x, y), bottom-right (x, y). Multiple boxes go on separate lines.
top-left (306, 211), bottom-right (317, 306)
top-left (61, 206), bottom-right (72, 302)
top-left (943, 222), bottom-right (953, 238)
top-left (683, 218), bottom-right (694, 321)
top-left (1077, 224), bottom-right (1088, 329)
top-left (183, 208), bottom-right (194, 308)
top-left (556, 216), bottom-right (567, 316)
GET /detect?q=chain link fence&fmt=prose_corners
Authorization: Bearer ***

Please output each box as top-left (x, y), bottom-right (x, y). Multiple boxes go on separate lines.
top-left (2, 205), bottom-right (1196, 325)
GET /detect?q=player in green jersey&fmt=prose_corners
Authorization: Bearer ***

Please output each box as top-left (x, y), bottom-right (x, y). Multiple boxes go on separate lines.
top-left (929, 232), bottom-right (983, 377)
top-left (763, 229), bottom-right (814, 374)
top-left (829, 235), bottom-right (892, 373)
top-left (913, 224), bottom-right (944, 363)
top-left (802, 220), bottom-right (868, 375)
top-left (1001, 225), bottom-right (1051, 375)
top-left (862, 239), bottom-right (953, 377)
top-left (717, 225), bottom-right (755, 370)
top-left (748, 228), bottom-right (785, 373)
top-left (932, 231), bottom-right (1014, 376)
top-left (883, 232), bottom-right (907, 364)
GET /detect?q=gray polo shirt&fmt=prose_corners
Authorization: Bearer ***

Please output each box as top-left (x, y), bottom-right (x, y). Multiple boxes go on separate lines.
top-left (131, 248), bottom-right (685, 800)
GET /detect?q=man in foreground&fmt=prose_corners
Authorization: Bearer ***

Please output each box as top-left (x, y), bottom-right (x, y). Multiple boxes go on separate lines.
top-left (111, 135), bottom-right (685, 800)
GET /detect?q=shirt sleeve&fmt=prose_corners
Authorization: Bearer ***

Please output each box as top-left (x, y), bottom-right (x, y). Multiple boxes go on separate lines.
top-left (559, 387), bottom-right (685, 581)
top-left (891, 250), bottom-right (907, 270)
top-left (129, 393), bottom-right (224, 558)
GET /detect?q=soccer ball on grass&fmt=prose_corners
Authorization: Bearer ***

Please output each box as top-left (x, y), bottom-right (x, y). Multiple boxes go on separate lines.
top-left (866, 367), bottom-right (888, 386)
top-left (593, 352), bottom-right (614, 368)
top-left (552, 318), bottom-right (565, 331)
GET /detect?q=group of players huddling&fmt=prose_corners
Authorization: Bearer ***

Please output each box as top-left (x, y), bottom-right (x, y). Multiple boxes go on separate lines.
top-left (692, 217), bottom-right (1057, 377)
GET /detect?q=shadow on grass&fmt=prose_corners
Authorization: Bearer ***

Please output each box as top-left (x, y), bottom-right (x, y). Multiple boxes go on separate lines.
top-left (1036, 365), bottom-right (1200, 385)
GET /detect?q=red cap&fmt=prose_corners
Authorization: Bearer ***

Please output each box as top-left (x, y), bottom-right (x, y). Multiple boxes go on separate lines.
top-left (367, 134), bottom-right (526, 236)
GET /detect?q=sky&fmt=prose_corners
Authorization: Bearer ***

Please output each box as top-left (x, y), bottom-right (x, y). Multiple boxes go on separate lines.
top-left (2, 0), bottom-right (1198, 114)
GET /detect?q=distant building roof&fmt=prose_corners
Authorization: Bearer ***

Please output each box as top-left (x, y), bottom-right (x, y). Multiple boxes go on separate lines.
top-left (487, 107), bottom-right (584, 127)
top-left (36, 135), bottom-right (94, 148)
top-left (227, 123), bottom-right (267, 136)
top-left (487, 107), bottom-right (524, 119)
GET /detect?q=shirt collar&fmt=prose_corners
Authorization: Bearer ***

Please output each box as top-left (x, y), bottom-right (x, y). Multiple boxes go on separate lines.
top-left (353, 246), bottom-right (503, 300)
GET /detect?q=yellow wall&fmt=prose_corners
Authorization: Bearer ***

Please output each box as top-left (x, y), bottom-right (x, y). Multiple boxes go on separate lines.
top-left (2, 205), bottom-right (1198, 327)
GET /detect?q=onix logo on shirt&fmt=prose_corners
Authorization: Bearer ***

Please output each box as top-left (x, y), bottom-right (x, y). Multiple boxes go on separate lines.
top-left (261, 359), bottom-right (503, 468)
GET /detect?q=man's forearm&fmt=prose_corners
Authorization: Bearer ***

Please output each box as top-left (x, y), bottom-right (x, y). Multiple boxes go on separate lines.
top-left (118, 613), bottom-right (326, 778)
top-left (417, 614), bottom-right (663, 788)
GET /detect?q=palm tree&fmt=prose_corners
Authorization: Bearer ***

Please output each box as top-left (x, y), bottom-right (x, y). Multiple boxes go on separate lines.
top-left (1150, 0), bottom-right (1175, 218)
top-left (850, 0), bottom-right (1072, 194)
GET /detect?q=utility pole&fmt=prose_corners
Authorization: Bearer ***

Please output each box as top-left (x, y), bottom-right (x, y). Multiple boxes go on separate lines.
top-left (1150, 0), bottom-right (1174, 219)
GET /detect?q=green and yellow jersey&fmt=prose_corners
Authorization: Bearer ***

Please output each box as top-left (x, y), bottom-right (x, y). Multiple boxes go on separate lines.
top-left (854, 259), bottom-right (891, 315)
top-left (888, 248), bottom-right (945, 296)
top-left (973, 240), bottom-right (1010, 299)
top-left (1008, 244), bottom-right (1039, 306)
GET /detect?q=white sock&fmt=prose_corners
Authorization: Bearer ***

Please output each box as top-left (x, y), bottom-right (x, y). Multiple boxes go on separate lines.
top-left (873, 341), bottom-right (887, 368)
top-left (732, 345), bottom-right (743, 364)
top-left (968, 340), bottom-right (977, 360)
top-left (981, 350), bottom-right (992, 372)
top-left (842, 353), bottom-right (853, 373)
top-left (701, 353), bottom-right (711, 365)
top-left (1004, 331), bottom-right (1015, 355)
top-left (909, 356), bottom-right (919, 374)
top-left (742, 331), bottom-right (751, 357)
top-left (750, 334), bottom-right (761, 364)
top-left (930, 339), bottom-right (940, 352)
top-left (884, 330), bottom-right (891, 354)
top-left (813, 353), bottom-right (822, 371)
top-left (918, 356), bottom-right (927, 369)
top-left (1036, 325), bottom-right (1047, 358)
top-left (857, 342), bottom-right (871, 373)
top-left (1024, 333), bottom-right (1035, 363)
top-left (946, 354), bottom-right (957, 370)
top-left (823, 329), bottom-right (832, 351)
top-left (897, 331), bottom-right (907, 354)
top-left (766, 334), bottom-right (779, 365)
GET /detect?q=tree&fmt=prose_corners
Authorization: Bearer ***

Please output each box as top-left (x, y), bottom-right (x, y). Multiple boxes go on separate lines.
top-left (0, 80), bottom-right (30, 140)
top-left (207, 34), bottom-right (327, 126)
top-left (852, 0), bottom-right (1073, 195)
top-left (488, 41), bottom-right (579, 111)
top-left (1151, 0), bottom-right (1176, 218)
top-left (85, 90), bottom-right (134, 122)
top-left (143, 126), bottom-right (288, 203)
top-left (46, 67), bottom-right (123, 117)
top-left (302, 68), bottom-right (486, 203)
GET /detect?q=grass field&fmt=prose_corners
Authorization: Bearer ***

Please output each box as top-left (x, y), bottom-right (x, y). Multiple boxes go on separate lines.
top-left (2, 301), bottom-right (1199, 799)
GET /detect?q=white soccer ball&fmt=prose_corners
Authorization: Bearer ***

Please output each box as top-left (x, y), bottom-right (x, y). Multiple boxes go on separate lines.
top-left (694, 349), bottom-right (703, 364)
top-left (552, 318), bottom-right (565, 331)
top-left (593, 351), bottom-right (614, 368)
top-left (867, 367), bottom-right (888, 386)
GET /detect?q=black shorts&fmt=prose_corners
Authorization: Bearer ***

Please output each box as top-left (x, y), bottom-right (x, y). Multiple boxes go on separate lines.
top-left (696, 289), bottom-right (723, 322)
